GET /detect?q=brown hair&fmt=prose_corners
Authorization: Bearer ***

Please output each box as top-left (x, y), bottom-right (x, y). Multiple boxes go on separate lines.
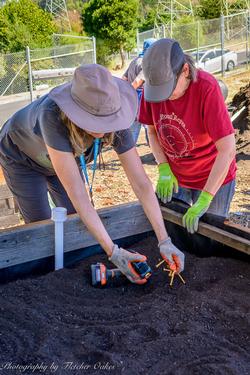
top-left (184, 53), bottom-right (198, 81)
top-left (60, 111), bottom-right (114, 156)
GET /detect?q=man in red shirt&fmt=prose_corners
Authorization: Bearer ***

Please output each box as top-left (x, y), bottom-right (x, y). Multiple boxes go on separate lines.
top-left (139, 38), bottom-right (236, 234)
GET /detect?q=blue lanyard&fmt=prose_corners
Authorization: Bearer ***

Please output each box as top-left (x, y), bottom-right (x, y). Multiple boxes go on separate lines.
top-left (79, 138), bottom-right (100, 204)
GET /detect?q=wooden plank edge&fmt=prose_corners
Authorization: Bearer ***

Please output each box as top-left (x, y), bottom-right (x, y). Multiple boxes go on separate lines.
top-left (0, 184), bottom-right (13, 199)
top-left (161, 206), bottom-right (250, 255)
top-left (0, 201), bottom-right (152, 269)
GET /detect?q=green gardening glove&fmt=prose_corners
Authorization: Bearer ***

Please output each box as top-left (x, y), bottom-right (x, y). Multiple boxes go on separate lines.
top-left (182, 191), bottom-right (213, 234)
top-left (156, 163), bottom-right (178, 203)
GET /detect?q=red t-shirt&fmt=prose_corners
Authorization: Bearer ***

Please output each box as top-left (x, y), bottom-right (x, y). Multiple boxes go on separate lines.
top-left (139, 70), bottom-right (236, 190)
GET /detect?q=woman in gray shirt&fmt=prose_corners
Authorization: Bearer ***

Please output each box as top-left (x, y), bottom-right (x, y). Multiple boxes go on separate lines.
top-left (0, 64), bottom-right (185, 282)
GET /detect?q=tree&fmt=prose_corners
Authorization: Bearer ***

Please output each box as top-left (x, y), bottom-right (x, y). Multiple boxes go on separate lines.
top-left (196, 0), bottom-right (222, 19)
top-left (82, 0), bottom-right (139, 68)
top-left (0, 12), bottom-right (10, 53)
top-left (0, 0), bottom-right (57, 53)
top-left (173, 16), bottom-right (204, 51)
top-left (139, 8), bottom-right (157, 31)
top-left (195, 0), bottom-right (249, 20)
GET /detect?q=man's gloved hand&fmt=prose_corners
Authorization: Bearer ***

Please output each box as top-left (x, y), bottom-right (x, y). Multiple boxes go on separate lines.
top-left (183, 191), bottom-right (213, 234)
top-left (156, 163), bottom-right (178, 203)
top-left (109, 245), bottom-right (147, 284)
top-left (159, 238), bottom-right (185, 273)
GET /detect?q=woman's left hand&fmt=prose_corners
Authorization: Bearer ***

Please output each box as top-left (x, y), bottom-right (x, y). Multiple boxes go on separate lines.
top-left (182, 191), bottom-right (213, 234)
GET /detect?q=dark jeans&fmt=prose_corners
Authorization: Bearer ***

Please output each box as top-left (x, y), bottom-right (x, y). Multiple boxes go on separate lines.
top-left (0, 157), bottom-right (76, 223)
top-left (130, 120), bottom-right (149, 145)
top-left (173, 180), bottom-right (236, 218)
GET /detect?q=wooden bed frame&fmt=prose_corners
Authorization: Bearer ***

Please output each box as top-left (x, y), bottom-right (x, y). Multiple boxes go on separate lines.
top-left (0, 200), bottom-right (249, 282)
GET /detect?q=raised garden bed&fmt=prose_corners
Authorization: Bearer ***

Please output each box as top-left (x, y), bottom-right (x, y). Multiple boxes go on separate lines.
top-left (0, 234), bottom-right (249, 375)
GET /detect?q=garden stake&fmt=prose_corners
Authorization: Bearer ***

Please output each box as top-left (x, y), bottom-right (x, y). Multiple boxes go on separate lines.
top-left (177, 273), bottom-right (186, 284)
top-left (156, 259), bottom-right (165, 268)
top-left (170, 271), bottom-right (176, 286)
top-left (156, 259), bottom-right (186, 286)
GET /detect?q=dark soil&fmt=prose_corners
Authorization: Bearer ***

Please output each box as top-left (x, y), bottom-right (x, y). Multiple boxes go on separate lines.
top-left (0, 236), bottom-right (249, 375)
top-left (230, 82), bottom-right (250, 160)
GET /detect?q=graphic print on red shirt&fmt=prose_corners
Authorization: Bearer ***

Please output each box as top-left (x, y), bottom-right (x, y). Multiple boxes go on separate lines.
top-left (157, 112), bottom-right (195, 159)
top-left (139, 70), bottom-right (236, 190)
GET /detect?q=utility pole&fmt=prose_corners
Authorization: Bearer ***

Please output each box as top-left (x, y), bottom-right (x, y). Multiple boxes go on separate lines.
top-left (45, 0), bottom-right (71, 32)
top-left (154, 0), bottom-right (194, 38)
top-left (221, 0), bottom-right (250, 41)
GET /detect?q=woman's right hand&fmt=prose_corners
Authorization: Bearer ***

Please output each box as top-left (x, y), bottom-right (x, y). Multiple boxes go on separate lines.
top-left (109, 245), bottom-right (148, 284)
top-left (156, 163), bottom-right (178, 203)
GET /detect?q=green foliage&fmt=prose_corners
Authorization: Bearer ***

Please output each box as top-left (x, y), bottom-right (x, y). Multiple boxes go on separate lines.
top-left (195, 0), bottom-right (246, 19)
top-left (0, 12), bottom-right (10, 53)
top-left (68, 10), bottom-right (84, 34)
top-left (95, 38), bottom-right (114, 67)
top-left (173, 16), bottom-right (204, 50)
top-left (82, 0), bottom-right (139, 66)
top-left (231, 0), bottom-right (249, 10)
top-left (0, 0), bottom-right (57, 53)
top-left (139, 8), bottom-right (157, 31)
top-left (196, 0), bottom-right (222, 19)
top-left (67, 0), bottom-right (88, 13)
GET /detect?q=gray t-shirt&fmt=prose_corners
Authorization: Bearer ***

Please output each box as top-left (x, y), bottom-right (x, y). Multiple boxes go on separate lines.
top-left (123, 56), bottom-right (145, 85)
top-left (0, 95), bottom-right (135, 176)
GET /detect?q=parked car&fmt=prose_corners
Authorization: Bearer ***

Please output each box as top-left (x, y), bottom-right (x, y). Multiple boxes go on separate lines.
top-left (191, 49), bottom-right (238, 73)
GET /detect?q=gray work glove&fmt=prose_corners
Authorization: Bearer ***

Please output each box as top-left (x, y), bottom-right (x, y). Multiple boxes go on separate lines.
top-left (109, 245), bottom-right (147, 284)
top-left (159, 238), bottom-right (185, 273)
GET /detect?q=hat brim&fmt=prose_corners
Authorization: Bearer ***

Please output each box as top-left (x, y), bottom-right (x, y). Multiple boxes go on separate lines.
top-left (49, 77), bottom-right (138, 133)
top-left (144, 77), bottom-right (176, 103)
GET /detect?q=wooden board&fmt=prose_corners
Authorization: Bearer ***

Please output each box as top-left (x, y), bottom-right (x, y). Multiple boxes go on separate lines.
top-left (162, 200), bottom-right (250, 240)
top-left (0, 214), bottom-right (19, 227)
top-left (0, 202), bottom-right (152, 269)
top-left (161, 206), bottom-right (250, 255)
top-left (0, 184), bottom-right (18, 225)
top-left (0, 184), bottom-right (13, 200)
top-left (0, 199), bottom-right (248, 272)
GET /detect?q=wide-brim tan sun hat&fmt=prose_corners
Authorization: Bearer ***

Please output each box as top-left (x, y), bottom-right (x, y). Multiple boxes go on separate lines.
top-left (49, 64), bottom-right (138, 133)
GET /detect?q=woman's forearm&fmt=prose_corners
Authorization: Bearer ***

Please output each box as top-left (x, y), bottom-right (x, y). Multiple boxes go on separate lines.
top-left (134, 180), bottom-right (169, 243)
top-left (147, 127), bottom-right (168, 164)
top-left (118, 148), bottom-right (169, 244)
top-left (203, 150), bottom-right (235, 195)
top-left (203, 135), bottom-right (236, 195)
top-left (69, 186), bottom-right (114, 257)
top-left (47, 147), bottom-right (114, 257)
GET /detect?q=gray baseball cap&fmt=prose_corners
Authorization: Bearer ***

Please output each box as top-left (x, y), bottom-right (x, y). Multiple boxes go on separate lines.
top-left (142, 38), bottom-right (185, 102)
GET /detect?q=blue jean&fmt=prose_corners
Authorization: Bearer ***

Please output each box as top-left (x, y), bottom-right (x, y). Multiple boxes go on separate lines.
top-left (173, 180), bottom-right (236, 218)
top-left (130, 120), bottom-right (149, 145)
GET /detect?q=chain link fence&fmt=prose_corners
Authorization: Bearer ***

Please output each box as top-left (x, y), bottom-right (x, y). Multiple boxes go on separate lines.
top-left (137, 10), bottom-right (250, 75)
top-left (0, 51), bottom-right (28, 96)
top-left (0, 34), bottom-right (96, 99)
top-left (1, 12), bottom-right (249, 99)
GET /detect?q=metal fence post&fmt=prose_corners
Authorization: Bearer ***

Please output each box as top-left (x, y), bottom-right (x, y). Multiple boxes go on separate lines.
top-left (162, 24), bottom-right (166, 38)
top-left (136, 29), bottom-right (140, 55)
top-left (247, 10), bottom-right (250, 68)
top-left (92, 36), bottom-right (97, 64)
top-left (26, 46), bottom-right (33, 102)
top-left (196, 20), bottom-right (200, 63)
top-left (220, 15), bottom-right (225, 77)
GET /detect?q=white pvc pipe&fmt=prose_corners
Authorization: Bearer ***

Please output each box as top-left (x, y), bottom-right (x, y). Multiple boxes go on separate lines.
top-left (51, 207), bottom-right (67, 271)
